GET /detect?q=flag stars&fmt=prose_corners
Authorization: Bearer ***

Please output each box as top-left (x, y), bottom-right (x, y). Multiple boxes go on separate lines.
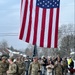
top-left (53, 0), bottom-right (55, 2)
top-left (50, 3), bottom-right (52, 5)
top-left (42, 5), bottom-right (44, 7)
top-left (45, 3), bottom-right (47, 5)
top-left (47, 5), bottom-right (49, 7)
top-left (36, 0), bottom-right (60, 8)
top-left (43, 1), bottom-right (45, 3)
top-left (37, 3), bottom-right (39, 5)
top-left (57, 4), bottom-right (59, 6)
top-left (40, 2), bottom-right (42, 4)
top-left (48, 1), bottom-right (50, 3)
top-left (38, 0), bottom-right (40, 1)
top-left (53, 5), bottom-right (54, 7)
top-left (55, 2), bottom-right (57, 4)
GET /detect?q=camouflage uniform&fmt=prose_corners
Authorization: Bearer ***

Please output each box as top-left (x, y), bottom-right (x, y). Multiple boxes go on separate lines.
top-left (16, 61), bottom-right (25, 75)
top-left (54, 61), bottom-right (63, 75)
top-left (28, 62), bottom-right (40, 75)
top-left (62, 58), bottom-right (68, 75)
top-left (0, 60), bottom-right (9, 75)
top-left (21, 61), bottom-right (26, 75)
top-left (7, 63), bottom-right (17, 75)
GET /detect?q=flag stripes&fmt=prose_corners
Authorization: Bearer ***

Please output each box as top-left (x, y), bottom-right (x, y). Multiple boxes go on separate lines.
top-left (19, 0), bottom-right (28, 40)
top-left (47, 9), bottom-right (53, 48)
top-left (40, 9), bottom-right (46, 47)
top-left (33, 7), bottom-right (39, 45)
top-left (26, 0), bottom-right (33, 42)
top-left (54, 8), bottom-right (60, 47)
top-left (19, 0), bottom-right (60, 48)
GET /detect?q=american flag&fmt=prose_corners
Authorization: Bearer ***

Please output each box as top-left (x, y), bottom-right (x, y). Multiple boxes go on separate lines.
top-left (19, 0), bottom-right (60, 48)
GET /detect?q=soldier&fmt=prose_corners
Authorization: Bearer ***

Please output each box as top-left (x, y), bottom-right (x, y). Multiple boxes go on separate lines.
top-left (7, 57), bottom-right (17, 75)
top-left (28, 56), bottom-right (41, 75)
top-left (54, 56), bottom-right (63, 75)
top-left (62, 57), bottom-right (68, 75)
top-left (0, 56), bottom-right (9, 75)
top-left (21, 56), bottom-right (26, 75)
top-left (16, 57), bottom-right (25, 75)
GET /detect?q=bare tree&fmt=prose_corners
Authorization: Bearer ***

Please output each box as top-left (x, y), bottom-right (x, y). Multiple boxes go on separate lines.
top-left (0, 40), bottom-right (8, 50)
top-left (59, 35), bottom-right (75, 56)
top-left (25, 46), bottom-right (33, 57)
top-left (57, 24), bottom-right (75, 57)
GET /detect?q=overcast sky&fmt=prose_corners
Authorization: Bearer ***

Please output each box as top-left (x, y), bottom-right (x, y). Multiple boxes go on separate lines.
top-left (0, 0), bottom-right (74, 49)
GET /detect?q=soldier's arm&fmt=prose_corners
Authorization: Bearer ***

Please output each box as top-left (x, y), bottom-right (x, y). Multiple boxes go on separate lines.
top-left (8, 64), bottom-right (17, 74)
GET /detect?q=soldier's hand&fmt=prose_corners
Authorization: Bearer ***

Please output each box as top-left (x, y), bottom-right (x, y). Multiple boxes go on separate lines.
top-left (7, 71), bottom-right (9, 74)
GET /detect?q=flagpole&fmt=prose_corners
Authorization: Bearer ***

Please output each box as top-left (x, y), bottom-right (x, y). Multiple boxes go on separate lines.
top-left (33, 44), bottom-right (38, 57)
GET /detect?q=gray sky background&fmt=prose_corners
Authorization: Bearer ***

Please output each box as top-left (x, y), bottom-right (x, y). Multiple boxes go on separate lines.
top-left (0, 0), bottom-right (74, 49)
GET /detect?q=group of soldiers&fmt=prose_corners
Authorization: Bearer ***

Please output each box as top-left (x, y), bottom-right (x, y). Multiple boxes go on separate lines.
top-left (0, 55), bottom-right (74, 75)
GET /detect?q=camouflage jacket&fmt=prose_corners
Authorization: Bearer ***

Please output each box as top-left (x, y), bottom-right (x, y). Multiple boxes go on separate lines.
top-left (7, 63), bottom-right (17, 75)
top-left (28, 62), bottom-right (40, 75)
top-left (0, 61), bottom-right (9, 73)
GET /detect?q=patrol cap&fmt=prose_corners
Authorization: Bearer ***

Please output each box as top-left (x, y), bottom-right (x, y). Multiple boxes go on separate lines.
top-left (2, 56), bottom-right (7, 60)
top-left (33, 56), bottom-right (38, 59)
top-left (9, 57), bottom-right (14, 61)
